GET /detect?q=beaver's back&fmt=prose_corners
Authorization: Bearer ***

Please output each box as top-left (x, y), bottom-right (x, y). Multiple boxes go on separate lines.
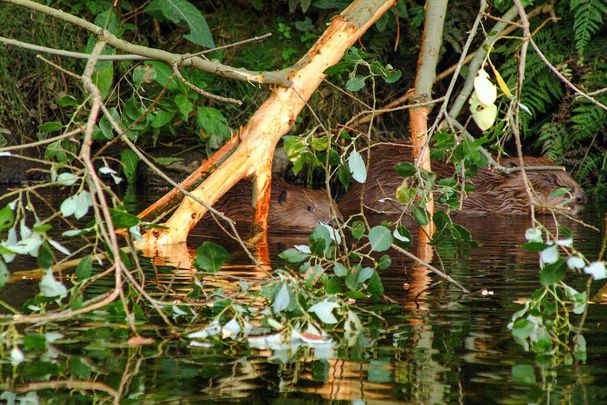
top-left (338, 143), bottom-right (586, 216)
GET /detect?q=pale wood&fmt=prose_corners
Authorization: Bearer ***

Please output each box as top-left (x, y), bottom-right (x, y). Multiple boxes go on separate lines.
top-left (140, 0), bottom-right (397, 246)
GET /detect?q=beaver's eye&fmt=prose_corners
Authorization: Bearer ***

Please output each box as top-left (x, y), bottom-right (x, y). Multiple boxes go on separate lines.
top-left (307, 205), bottom-right (315, 212)
top-left (545, 175), bottom-right (556, 185)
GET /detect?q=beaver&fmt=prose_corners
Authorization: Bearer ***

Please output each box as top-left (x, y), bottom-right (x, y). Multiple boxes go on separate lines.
top-left (338, 143), bottom-right (586, 217)
top-left (203, 177), bottom-right (342, 231)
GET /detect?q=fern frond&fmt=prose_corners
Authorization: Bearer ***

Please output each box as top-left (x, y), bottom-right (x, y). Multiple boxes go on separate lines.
top-left (570, 0), bottom-right (607, 55)
top-left (570, 103), bottom-right (607, 143)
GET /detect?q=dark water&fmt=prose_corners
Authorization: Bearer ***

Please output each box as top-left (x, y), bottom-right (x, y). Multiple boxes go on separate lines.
top-left (1, 192), bottom-right (606, 403)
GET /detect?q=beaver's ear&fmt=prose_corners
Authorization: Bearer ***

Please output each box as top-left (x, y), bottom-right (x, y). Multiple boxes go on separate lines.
top-left (503, 159), bottom-right (519, 168)
top-left (278, 190), bottom-right (288, 205)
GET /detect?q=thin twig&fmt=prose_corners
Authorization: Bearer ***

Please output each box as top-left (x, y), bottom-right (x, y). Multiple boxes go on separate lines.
top-left (171, 63), bottom-right (242, 105)
top-left (2, 0), bottom-right (291, 86)
top-left (392, 244), bottom-right (469, 293)
top-left (184, 32), bottom-right (273, 58)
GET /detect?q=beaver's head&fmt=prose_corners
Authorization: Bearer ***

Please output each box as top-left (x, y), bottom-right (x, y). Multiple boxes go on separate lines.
top-left (467, 157), bottom-right (586, 215)
top-left (270, 181), bottom-right (343, 230)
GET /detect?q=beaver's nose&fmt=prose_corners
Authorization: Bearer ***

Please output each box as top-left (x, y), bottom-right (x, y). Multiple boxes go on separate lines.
top-left (574, 189), bottom-right (587, 205)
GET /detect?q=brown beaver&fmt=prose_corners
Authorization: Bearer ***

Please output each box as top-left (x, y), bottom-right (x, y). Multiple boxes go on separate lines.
top-left (338, 143), bottom-right (586, 217)
top-left (203, 177), bottom-right (342, 231)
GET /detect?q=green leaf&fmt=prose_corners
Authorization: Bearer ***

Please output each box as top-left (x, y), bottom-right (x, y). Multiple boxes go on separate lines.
top-left (23, 333), bottom-right (47, 351)
top-left (334, 262), bottom-right (348, 277)
top-left (279, 248), bottom-right (308, 263)
top-left (512, 364), bottom-right (536, 385)
top-left (0, 260), bottom-right (8, 288)
top-left (196, 107), bottom-right (231, 148)
top-left (345, 76), bottom-right (366, 92)
top-left (309, 225), bottom-right (333, 256)
top-left (272, 282), bottom-right (290, 313)
top-left (109, 208), bottom-right (140, 229)
top-left (350, 221), bottom-right (365, 239)
top-left (395, 162), bottom-right (417, 177)
top-left (69, 357), bottom-right (92, 379)
top-left (512, 318), bottom-right (535, 339)
top-left (120, 149), bottom-right (140, 184)
top-left (368, 226), bottom-right (392, 252)
top-left (412, 206), bottom-right (429, 226)
top-left (549, 187), bottom-right (570, 198)
top-left (75, 255), bottom-right (93, 281)
top-left (393, 225), bottom-right (411, 248)
top-left (146, 0), bottom-right (215, 48)
top-left (58, 95), bottom-right (79, 107)
top-left (174, 94), bottom-right (194, 120)
top-left (145, 61), bottom-right (180, 90)
top-left (194, 241), bottom-right (229, 272)
top-left (151, 110), bottom-right (175, 128)
top-left (0, 205), bottom-right (15, 231)
top-left (37, 242), bottom-right (54, 270)
top-left (521, 241), bottom-right (549, 252)
top-left (38, 122), bottom-right (63, 132)
top-left (378, 254), bottom-right (391, 270)
top-left (539, 259), bottom-right (566, 286)
top-left (368, 271), bottom-right (384, 301)
top-left (357, 267), bottom-right (374, 284)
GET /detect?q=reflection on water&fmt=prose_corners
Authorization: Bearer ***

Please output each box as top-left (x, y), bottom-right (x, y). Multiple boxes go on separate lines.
top-left (1, 190), bottom-right (607, 402)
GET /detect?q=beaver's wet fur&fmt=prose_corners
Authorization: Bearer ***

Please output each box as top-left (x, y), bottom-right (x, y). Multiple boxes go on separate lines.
top-left (204, 177), bottom-right (342, 231)
top-left (338, 143), bottom-right (586, 217)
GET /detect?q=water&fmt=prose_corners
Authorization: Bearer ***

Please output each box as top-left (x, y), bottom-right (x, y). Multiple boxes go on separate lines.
top-left (1, 195), bottom-right (606, 403)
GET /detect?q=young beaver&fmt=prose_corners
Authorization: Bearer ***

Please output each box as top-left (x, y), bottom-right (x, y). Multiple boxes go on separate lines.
top-left (204, 177), bottom-right (342, 230)
top-left (338, 143), bottom-right (586, 217)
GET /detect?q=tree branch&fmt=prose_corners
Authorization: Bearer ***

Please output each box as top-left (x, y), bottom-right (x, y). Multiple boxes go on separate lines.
top-left (2, 0), bottom-right (291, 86)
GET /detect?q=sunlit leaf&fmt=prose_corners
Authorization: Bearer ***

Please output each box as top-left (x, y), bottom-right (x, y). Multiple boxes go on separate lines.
top-left (39, 269), bottom-right (67, 298)
top-left (473, 69), bottom-right (497, 105)
top-left (10, 347), bottom-right (24, 366)
top-left (584, 261), bottom-right (607, 280)
top-left (308, 300), bottom-right (339, 324)
top-left (524, 228), bottom-right (542, 243)
top-left (272, 282), bottom-right (290, 314)
top-left (348, 150), bottom-right (367, 183)
top-left (567, 255), bottom-right (585, 269)
top-left (540, 245), bottom-right (559, 265)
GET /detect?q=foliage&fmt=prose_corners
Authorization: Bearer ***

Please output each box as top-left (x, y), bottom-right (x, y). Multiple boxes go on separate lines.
top-left (509, 225), bottom-right (606, 361)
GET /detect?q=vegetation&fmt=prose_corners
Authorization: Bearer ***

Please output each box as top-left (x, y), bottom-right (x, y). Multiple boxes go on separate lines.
top-left (0, 0), bottom-right (606, 401)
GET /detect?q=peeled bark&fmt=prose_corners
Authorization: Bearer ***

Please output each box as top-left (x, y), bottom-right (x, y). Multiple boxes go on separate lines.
top-left (409, 0), bottom-right (447, 258)
top-left (140, 0), bottom-right (397, 247)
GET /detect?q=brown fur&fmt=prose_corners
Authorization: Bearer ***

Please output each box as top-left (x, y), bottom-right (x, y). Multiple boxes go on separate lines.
top-left (204, 177), bottom-right (341, 230)
top-left (338, 143), bottom-right (586, 217)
